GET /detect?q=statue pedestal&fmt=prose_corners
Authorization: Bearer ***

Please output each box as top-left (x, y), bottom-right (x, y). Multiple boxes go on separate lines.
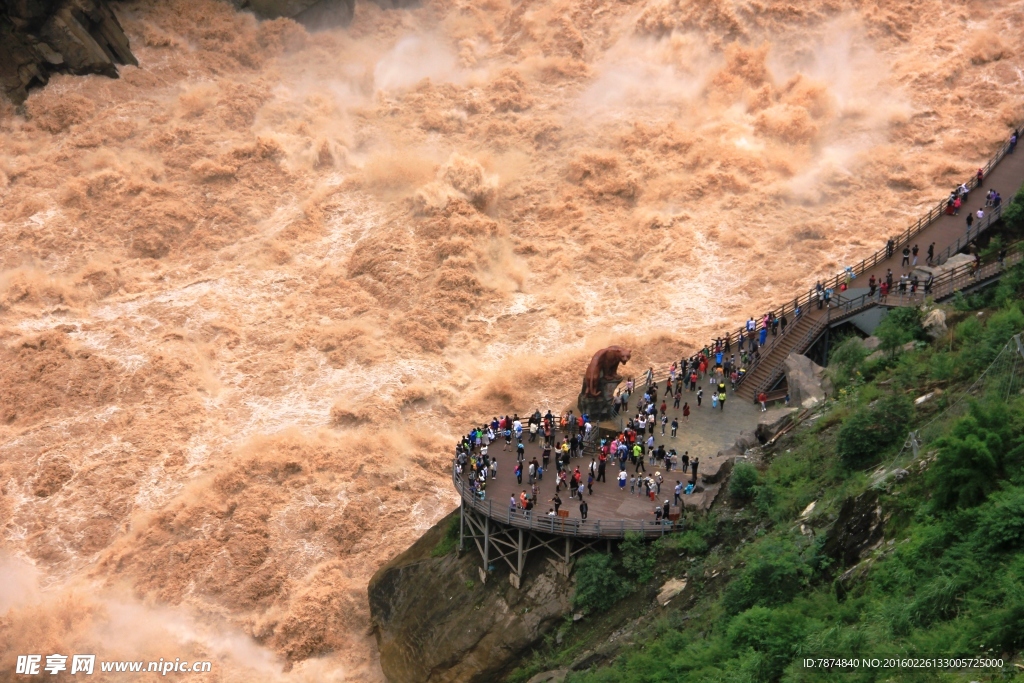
top-left (577, 377), bottom-right (620, 422)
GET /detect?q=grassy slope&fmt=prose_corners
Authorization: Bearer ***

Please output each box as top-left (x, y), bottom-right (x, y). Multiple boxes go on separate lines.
top-left (505, 197), bottom-right (1024, 683)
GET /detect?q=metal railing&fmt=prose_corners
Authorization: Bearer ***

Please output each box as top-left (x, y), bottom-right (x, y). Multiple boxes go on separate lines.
top-left (635, 126), bottom-right (1022, 392)
top-left (452, 466), bottom-right (677, 538)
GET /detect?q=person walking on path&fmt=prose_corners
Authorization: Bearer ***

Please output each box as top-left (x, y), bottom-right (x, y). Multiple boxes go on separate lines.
top-left (674, 480), bottom-right (683, 506)
top-left (927, 242), bottom-right (935, 265)
top-left (719, 388), bottom-right (726, 411)
top-left (901, 245), bottom-right (910, 267)
top-left (967, 211), bottom-right (974, 232)
top-left (697, 388), bottom-right (703, 407)
top-left (912, 244), bottom-right (919, 266)
top-left (579, 499), bottom-right (588, 521)
top-left (683, 402), bottom-right (690, 420)
top-left (618, 470), bottom-right (627, 491)
top-left (550, 493), bottom-right (562, 514)
top-left (758, 391), bottom-right (768, 412)
top-left (670, 417), bottom-right (678, 437)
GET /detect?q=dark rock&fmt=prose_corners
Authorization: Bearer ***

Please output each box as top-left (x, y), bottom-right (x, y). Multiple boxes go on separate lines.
top-left (368, 509), bottom-right (573, 683)
top-left (233, 0), bottom-right (355, 26)
top-left (0, 0), bottom-right (137, 104)
top-left (822, 490), bottom-right (885, 569)
top-left (577, 376), bottom-right (620, 422)
top-left (754, 407), bottom-right (798, 443)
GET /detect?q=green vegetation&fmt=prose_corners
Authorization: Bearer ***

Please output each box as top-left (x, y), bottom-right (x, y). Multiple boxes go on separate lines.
top-left (836, 393), bottom-right (913, 468)
top-left (509, 262), bottom-right (1024, 683)
top-left (572, 553), bottom-right (633, 615)
top-left (571, 532), bottom-right (661, 615)
top-left (431, 515), bottom-right (460, 557)
top-left (620, 531), bottom-right (658, 585)
top-left (728, 461), bottom-right (760, 501)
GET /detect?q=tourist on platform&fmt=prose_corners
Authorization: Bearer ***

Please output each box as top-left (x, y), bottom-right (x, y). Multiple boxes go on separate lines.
top-left (580, 499), bottom-right (588, 521)
top-left (901, 246), bottom-right (910, 267)
top-left (912, 244), bottom-right (919, 266)
top-left (619, 470), bottom-right (627, 490)
top-left (758, 391), bottom-right (768, 412)
top-left (927, 242), bottom-right (935, 265)
top-left (674, 481), bottom-right (683, 506)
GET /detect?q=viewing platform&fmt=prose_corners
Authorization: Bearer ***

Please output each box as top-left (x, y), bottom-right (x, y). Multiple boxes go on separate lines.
top-left (454, 394), bottom-right (767, 586)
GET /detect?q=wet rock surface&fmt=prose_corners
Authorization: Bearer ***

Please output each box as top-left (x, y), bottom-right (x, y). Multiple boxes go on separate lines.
top-left (368, 510), bottom-right (573, 683)
top-left (822, 489), bottom-right (886, 569)
top-left (0, 0), bottom-right (137, 104)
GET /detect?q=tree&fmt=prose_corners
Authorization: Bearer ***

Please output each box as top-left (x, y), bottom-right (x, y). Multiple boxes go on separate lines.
top-left (729, 462), bottom-right (760, 501)
top-left (929, 401), bottom-right (1014, 509)
top-left (875, 307), bottom-right (923, 359)
top-left (572, 553), bottom-right (632, 614)
top-left (620, 531), bottom-right (657, 584)
top-left (837, 393), bottom-right (913, 468)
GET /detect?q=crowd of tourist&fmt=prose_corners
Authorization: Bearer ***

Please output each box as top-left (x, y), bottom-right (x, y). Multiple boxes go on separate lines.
top-left (453, 128), bottom-right (1022, 528)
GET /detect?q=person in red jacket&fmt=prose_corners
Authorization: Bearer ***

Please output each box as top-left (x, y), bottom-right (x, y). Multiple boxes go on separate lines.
top-left (758, 391), bottom-right (768, 412)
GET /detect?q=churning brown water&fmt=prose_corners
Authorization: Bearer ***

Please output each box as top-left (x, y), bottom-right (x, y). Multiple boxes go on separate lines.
top-left (1, 0), bottom-right (1022, 678)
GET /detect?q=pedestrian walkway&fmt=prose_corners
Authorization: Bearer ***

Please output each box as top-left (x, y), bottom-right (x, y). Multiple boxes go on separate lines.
top-left (733, 126), bottom-right (1024, 401)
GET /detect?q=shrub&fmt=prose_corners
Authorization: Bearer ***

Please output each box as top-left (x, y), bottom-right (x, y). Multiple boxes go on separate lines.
top-left (876, 307), bottom-right (924, 359)
top-left (671, 530), bottom-right (708, 556)
top-left (837, 393), bottom-right (913, 468)
top-left (431, 515), bottom-right (460, 557)
top-left (974, 486), bottom-right (1024, 551)
top-left (727, 606), bottom-right (809, 681)
top-left (620, 531), bottom-right (657, 584)
top-left (730, 462), bottom-right (760, 501)
top-left (827, 336), bottom-right (869, 389)
top-left (721, 537), bottom-right (811, 615)
top-left (929, 400), bottom-right (1015, 509)
top-left (572, 553), bottom-right (632, 614)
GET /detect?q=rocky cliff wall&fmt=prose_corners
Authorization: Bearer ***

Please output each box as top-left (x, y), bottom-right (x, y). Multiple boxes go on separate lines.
top-left (368, 509), bottom-right (573, 683)
top-left (0, 0), bottom-right (137, 104)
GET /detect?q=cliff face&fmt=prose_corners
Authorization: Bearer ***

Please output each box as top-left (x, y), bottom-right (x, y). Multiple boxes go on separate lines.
top-left (232, 0), bottom-right (354, 26)
top-left (0, 0), bottom-right (137, 104)
top-left (368, 510), bottom-right (573, 683)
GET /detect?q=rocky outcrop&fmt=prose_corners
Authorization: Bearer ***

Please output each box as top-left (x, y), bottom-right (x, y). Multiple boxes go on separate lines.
top-left (232, 0), bottom-right (355, 26)
top-left (755, 407), bottom-right (798, 443)
top-left (783, 353), bottom-right (832, 409)
top-left (822, 490), bottom-right (885, 569)
top-left (0, 0), bottom-right (137, 104)
top-left (922, 308), bottom-right (947, 339)
top-left (368, 510), bottom-right (573, 683)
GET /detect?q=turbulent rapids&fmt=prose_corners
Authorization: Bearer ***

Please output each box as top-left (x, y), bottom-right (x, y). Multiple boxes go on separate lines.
top-left (1, 0), bottom-right (1022, 679)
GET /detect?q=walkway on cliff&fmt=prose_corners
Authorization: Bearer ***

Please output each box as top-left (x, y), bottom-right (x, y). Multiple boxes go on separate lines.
top-left (729, 127), bottom-right (1024, 401)
top-left (454, 393), bottom-right (775, 535)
